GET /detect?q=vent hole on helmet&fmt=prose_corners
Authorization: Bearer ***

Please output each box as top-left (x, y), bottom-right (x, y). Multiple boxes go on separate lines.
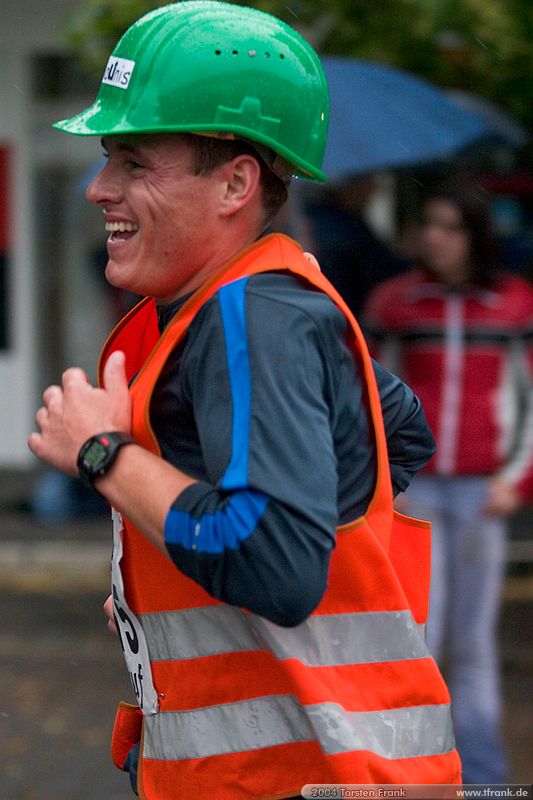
top-left (214, 49), bottom-right (222, 55)
top-left (232, 49), bottom-right (239, 55)
top-left (280, 53), bottom-right (285, 60)
top-left (248, 50), bottom-right (256, 57)
top-left (265, 52), bottom-right (270, 58)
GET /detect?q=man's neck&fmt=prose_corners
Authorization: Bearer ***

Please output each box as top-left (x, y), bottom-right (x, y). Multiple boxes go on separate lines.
top-left (156, 227), bottom-right (265, 306)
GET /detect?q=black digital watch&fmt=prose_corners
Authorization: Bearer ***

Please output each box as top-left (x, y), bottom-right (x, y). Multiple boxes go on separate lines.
top-left (77, 432), bottom-right (135, 484)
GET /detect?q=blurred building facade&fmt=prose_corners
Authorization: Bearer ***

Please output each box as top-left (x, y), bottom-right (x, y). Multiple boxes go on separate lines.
top-left (1, 0), bottom-right (112, 465)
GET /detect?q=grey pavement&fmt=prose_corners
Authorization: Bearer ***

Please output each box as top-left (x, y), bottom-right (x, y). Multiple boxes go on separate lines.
top-left (0, 468), bottom-right (532, 797)
top-left (1, 468), bottom-right (132, 799)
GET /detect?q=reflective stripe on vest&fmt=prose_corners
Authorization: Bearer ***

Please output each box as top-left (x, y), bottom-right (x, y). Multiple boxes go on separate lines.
top-left (143, 697), bottom-right (455, 761)
top-left (139, 605), bottom-right (429, 666)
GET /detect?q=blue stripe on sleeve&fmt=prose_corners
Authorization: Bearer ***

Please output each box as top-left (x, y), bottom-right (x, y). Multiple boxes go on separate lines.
top-left (164, 490), bottom-right (269, 553)
top-left (218, 278), bottom-right (251, 490)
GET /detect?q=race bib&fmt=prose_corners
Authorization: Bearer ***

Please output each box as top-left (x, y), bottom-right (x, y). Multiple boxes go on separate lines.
top-left (111, 509), bottom-right (159, 716)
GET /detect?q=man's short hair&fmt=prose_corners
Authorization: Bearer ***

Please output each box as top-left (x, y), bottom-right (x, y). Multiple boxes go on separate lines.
top-left (182, 134), bottom-right (289, 227)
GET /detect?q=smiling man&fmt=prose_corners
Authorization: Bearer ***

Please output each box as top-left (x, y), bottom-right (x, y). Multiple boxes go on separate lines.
top-left (28, 2), bottom-right (460, 798)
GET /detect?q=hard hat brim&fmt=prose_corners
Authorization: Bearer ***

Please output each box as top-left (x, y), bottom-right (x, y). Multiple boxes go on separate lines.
top-left (53, 106), bottom-right (327, 183)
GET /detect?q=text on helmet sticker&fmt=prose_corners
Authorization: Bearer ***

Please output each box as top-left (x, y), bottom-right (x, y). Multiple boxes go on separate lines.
top-left (102, 56), bottom-right (136, 90)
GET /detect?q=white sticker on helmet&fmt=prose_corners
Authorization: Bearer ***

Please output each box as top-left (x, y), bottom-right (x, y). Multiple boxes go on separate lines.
top-left (102, 56), bottom-right (136, 89)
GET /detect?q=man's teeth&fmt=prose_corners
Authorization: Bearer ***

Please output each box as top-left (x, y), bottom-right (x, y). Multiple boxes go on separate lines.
top-left (105, 221), bottom-right (139, 233)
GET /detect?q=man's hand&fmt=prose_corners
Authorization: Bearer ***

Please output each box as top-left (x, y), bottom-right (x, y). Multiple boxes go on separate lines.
top-left (28, 350), bottom-right (132, 476)
top-left (483, 477), bottom-right (522, 517)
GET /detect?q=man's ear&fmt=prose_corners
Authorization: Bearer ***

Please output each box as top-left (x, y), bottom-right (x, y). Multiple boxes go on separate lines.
top-left (218, 154), bottom-right (262, 218)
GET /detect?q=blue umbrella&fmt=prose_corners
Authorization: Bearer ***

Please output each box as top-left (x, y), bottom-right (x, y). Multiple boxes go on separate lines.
top-left (447, 89), bottom-right (529, 149)
top-left (321, 56), bottom-right (489, 181)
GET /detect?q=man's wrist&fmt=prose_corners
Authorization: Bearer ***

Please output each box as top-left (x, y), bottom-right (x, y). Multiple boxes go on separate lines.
top-left (77, 431), bottom-right (136, 486)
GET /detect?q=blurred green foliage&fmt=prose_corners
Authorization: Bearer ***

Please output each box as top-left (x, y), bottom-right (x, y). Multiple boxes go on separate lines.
top-left (66, 0), bottom-right (533, 132)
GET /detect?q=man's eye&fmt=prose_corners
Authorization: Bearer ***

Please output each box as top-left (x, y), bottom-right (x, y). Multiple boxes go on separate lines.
top-left (126, 160), bottom-right (143, 171)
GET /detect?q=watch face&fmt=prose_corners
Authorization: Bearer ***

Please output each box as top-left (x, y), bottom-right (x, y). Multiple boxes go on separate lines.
top-left (82, 438), bottom-right (108, 470)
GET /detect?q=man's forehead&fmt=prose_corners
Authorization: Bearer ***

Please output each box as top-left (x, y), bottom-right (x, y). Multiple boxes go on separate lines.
top-left (100, 133), bottom-right (189, 153)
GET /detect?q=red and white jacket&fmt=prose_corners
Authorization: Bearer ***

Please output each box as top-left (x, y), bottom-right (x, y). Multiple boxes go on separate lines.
top-left (364, 269), bottom-right (533, 501)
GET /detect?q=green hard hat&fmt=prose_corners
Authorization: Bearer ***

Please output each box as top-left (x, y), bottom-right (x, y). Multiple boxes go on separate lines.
top-left (54, 1), bottom-right (329, 182)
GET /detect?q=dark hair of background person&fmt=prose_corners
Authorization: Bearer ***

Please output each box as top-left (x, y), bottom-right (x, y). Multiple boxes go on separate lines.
top-left (419, 181), bottom-right (501, 288)
top-left (181, 134), bottom-right (289, 227)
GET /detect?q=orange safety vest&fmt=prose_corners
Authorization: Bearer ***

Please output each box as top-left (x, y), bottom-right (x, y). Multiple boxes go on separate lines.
top-left (99, 234), bottom-right (462, 799)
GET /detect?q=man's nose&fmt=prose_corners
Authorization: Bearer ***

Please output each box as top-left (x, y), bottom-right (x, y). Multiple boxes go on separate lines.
top-left (86, 162), bottom-right (122, 205)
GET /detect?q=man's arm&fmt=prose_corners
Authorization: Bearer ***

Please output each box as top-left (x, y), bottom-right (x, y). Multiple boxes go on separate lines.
top-left (373, 358), bottom-right (436, 495)
top-left (363, 276), bottom-right (436, 493)
top-left (29, 287), bottom-right (341, 628)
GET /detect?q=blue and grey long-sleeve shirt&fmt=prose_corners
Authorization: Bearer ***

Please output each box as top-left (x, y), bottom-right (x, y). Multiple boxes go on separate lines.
top-left (151, 272), bottom-right (435, 627)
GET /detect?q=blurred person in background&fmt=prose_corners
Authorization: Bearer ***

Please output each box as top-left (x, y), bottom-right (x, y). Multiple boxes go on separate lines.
top-left (364, 181), bottom-right (533, 784)
top-left (303, 175), bottom-right (409, 316)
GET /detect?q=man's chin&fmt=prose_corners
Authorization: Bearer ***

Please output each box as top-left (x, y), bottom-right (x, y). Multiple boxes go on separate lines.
top-left (105, 260), bottom-right (135, 292)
